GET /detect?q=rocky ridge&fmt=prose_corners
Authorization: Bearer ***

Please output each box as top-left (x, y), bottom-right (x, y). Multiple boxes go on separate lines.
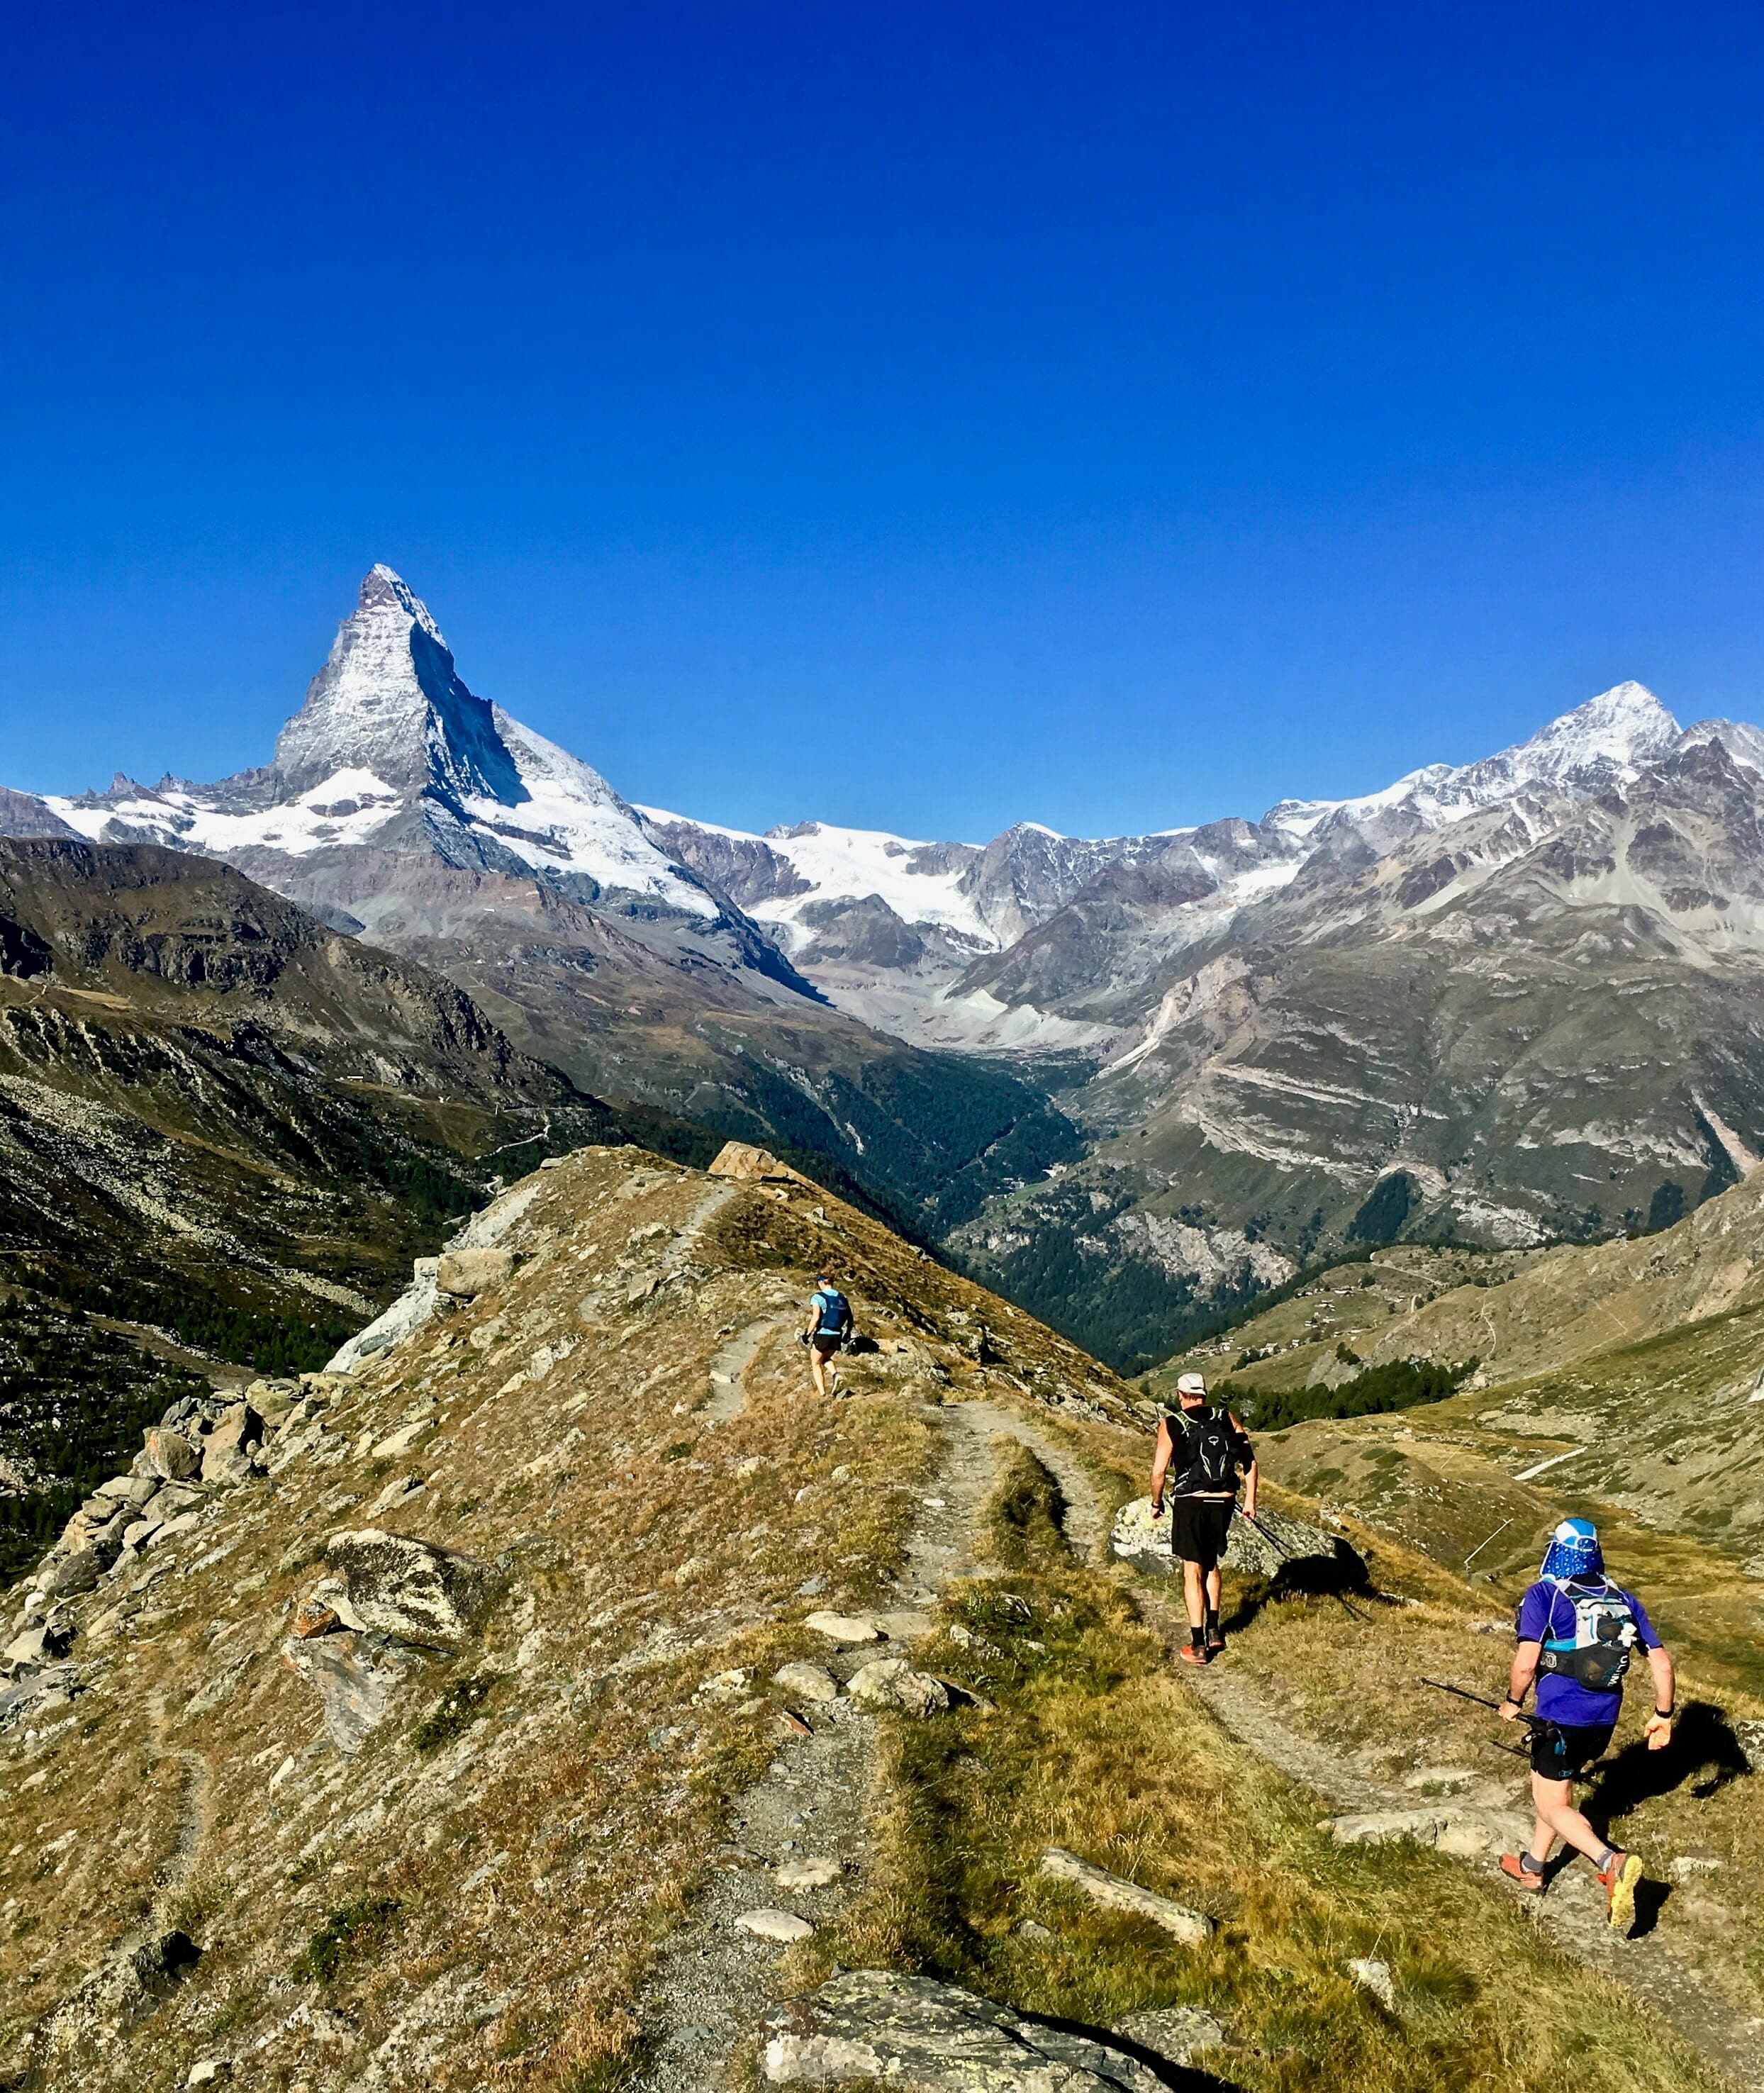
top-left (0, 1140), bottom-right (1747, 2092)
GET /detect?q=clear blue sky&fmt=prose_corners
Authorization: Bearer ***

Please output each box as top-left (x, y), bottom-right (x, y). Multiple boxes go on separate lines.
top-left (4, 2), bottom-right (1763, 841)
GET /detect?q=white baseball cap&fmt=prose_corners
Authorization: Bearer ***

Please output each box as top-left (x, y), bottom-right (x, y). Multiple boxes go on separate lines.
top-left (1176, 1371), bottom-right (1207, 1397)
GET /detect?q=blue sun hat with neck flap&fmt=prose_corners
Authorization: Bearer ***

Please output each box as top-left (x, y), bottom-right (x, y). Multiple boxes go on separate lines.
top-left (1541, 1517), bottom-right (1604, 1583)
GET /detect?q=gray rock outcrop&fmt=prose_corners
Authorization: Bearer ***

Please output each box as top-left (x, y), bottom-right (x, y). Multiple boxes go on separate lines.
top-left (761, 1970), bottom-right (1171, 2090)
top-left (280, 1631), bottom-right (409, 1757)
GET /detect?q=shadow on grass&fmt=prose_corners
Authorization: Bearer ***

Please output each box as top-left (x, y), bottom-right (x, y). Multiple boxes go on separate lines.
top-left (1584, 1700), bottom-right (1754, 1819)
top-left (1219, 1539), bottom-right (1375, 1639)
top-left (1017, 2007), bottom-right (1241, 2090)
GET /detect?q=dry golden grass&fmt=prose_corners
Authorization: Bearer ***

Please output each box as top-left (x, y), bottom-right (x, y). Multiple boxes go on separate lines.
top-left (813, 1449), bottom-right (1729, 2093)
top-left (0, 1142), bottom-right (1145, 2087)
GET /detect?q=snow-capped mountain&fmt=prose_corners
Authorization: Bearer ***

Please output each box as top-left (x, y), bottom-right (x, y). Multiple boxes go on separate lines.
top-left (48, 566), bottom-right (718, 924)
top-left (11, 560), bottom-right (1764, 1370)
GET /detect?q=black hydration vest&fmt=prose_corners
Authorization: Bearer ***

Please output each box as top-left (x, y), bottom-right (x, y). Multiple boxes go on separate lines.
top-left (1168, 1405), bottom-right (1246, 1496)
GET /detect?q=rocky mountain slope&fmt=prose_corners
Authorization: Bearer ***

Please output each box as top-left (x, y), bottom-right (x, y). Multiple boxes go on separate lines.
top-left (0, 1139), bottom-right (1751, 2093)
top-left (951, 704), bottom-right (1764, 1366)
top-left (20, 570), bottom-right (1081, 1249)
top-left (13, 567), bottom-right (1764, 1368)
top-left (0, 836), bottom-right (652, 1353)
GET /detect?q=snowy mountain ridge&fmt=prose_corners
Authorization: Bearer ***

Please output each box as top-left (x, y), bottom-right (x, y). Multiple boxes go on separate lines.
top-left (21, 566), bottom-right (1764, 1045)
top-left (47, 566), bottom-right (716, 920)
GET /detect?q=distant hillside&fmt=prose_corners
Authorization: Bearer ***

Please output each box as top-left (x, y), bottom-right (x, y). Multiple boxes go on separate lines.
top-left (0, 837), bottom-right (675, 1353)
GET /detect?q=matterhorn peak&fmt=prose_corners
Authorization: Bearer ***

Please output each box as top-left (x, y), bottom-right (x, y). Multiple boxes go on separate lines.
top-left (357, 562), bottom-right (446, 645)
top-left (270, 564), bottom-right (520, 806)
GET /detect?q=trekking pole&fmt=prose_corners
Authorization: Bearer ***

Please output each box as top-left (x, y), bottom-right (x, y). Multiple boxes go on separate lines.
top-left (1419, 1677), bottom-right (1550, 1736)
top-left (1241, 1511), bottom-right (1293, 1563)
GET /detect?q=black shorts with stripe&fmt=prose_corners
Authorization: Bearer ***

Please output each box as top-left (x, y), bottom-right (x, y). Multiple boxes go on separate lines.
top-left (1171, 1495), bottom-right (1234, 1570)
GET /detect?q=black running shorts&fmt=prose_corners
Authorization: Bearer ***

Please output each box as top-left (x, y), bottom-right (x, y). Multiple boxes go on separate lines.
top-left (1529, 1719), bottom-right (1615, 1779)
top-left (1171, 1496), bottom-right (1234, 1570)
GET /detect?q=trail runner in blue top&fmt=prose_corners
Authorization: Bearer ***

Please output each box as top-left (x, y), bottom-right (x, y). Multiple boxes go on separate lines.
top-left (1497, 1517), bottom-right (1676, 1934)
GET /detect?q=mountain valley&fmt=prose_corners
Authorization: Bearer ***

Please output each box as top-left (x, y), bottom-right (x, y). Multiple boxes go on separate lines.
top-left (11, 570), bottom-right (1764, 1371)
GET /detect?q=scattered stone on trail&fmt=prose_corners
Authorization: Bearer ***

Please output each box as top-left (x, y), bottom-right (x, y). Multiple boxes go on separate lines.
top-left (437, 1246), bottom-right (515, 1297)
top-left (1673, 1851), bottom-right (1726, 1880)
top-left (323, 1529), bottom-right (496, 1648)
top-left (869, 1609), bottom-right (934, 1641)
top-left (281, 1630), bottom-right (408, 1756)
top-left (761, 1970), bottom-right (1168, 2091)
top-left (696, 1668), bottom-right (755, 1703)
top-left (1402, 1766), bottom-right (1475, 1792)
top-left (1110, 1495), bottom-right (1354, 1581)
top-left (805, 1611), bottom-right (883, 1644)
top-left (736, 1907), bottom-right (815, 1943)
top-left (1112, 2007), bottom-right (1226, 2066)
top-left (847, 1659), bottom-right (949, 1718)
top-left (1735, 1718), bottom-right (1764, 1773)
top-left (1322, 1808), bottom-right (1450, 1848)
top-left (140, 1428), bottom-right (201, 1483)
top-left (1038, 1848), bottom-right (1214, 1943)
top-left (187, 2061), bottom-right (232, 2086)
top-left (1349, 1958), bottom-right (1397, 2011)
top-left (772, 1661), bottom-right (839, 1703)
top-left (775, 1855), bottom-right (842, 1890)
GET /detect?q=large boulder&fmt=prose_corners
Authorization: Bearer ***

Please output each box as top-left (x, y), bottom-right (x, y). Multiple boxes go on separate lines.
top-left (37, 1551), bottom-right (102, 1600)
top-left (323, 1529), bottom-right (498, 1648)
top-left (140, 1428), bottom-right (201, 1483)
top-left (435, 1247), bottom-right (515, 1299)
top-left (707, 1141), bottom-right (793, 1182)
top-left (761, 1971), bottom-right (1167, 2090)
top-left (1110, 1497), bottom-right (1353, 1582)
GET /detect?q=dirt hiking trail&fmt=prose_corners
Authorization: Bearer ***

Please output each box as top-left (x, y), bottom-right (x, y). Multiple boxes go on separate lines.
top-left (632, 1386), bottom-right (1763, 2093)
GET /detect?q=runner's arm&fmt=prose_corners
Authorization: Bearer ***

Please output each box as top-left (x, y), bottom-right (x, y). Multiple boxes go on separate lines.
top-left (1228, 1413), bottom-right (1257, 1519)
top-left (1501, 1639), bottom-right (1542, 1720)
top-left (1643, 1646), bottom-right (1675, 1748)
top-left (1149, 1419), bottom-right (1173, 1513)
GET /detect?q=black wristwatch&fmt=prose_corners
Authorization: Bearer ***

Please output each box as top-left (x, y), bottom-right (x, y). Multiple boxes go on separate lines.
top-left (1654, 1706), bottom-right (1675, 1720)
